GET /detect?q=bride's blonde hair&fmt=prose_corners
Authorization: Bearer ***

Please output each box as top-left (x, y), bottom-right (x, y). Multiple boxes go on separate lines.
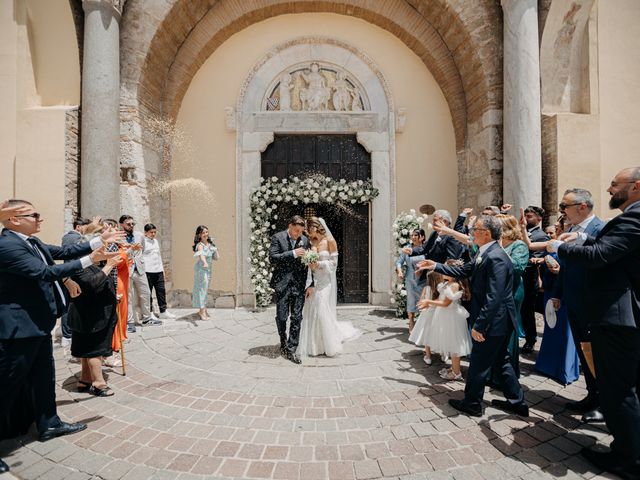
top-left (306, 217), bottom-right (326, 236)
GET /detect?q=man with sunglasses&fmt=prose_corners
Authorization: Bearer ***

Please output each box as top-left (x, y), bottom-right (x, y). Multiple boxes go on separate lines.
top-left (0, 199), bottom-right (124, 473)
top-left (550, 189), bottom-right (605, 423)
top-left (548, 167), bottom-right (640, 478)
top-left (119, 215), bottom-right (161, 333)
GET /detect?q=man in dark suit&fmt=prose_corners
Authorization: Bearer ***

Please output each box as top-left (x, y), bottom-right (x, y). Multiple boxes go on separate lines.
top-left (269, 215), bottom-right (313, 364)
top-left (0, 199), bottom-right (122, 474)
top-left (404, 210), bottom-right (463, 274)
top-left (521, 205), bottom-right (550, 353)
top-left (550, 188), bottom-right (605, 423)
top-left (418, 215), bottom-right (528, 417)
top-left (551, 168), bottom-right (640, 478)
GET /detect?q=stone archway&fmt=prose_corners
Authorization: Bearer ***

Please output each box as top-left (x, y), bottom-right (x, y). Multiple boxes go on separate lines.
top-left (120, 0), bottom-right (504, 213)
top-left (234, 37), bottom-right (395, 306)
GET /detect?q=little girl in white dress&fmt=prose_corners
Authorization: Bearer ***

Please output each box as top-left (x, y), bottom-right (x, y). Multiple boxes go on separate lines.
top-left (422, 273), bottom-right (471, 381)
top-left (408, 272), bottom-right (444, 365)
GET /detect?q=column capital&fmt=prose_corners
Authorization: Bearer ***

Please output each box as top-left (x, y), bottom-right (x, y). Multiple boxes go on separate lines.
top-left (82, 0), bottom-right (122, 16)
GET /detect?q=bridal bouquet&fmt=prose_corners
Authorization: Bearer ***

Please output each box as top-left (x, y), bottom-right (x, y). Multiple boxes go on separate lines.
top-left (300, 250), bottom-right (319, 266)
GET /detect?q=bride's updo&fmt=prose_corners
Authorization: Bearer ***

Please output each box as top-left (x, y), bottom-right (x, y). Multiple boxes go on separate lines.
top-left (306, 217), bottom-right (326, 236)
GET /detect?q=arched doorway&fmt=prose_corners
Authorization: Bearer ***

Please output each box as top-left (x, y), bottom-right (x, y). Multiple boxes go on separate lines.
top-left (262, 134), bottom-right (370, 303)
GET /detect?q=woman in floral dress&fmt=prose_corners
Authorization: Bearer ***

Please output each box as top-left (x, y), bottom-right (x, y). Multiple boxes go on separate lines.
top-left (192, 225), bottom-right (219, 320)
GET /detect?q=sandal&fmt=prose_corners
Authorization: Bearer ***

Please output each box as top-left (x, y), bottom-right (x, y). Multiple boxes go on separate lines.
top-left (77, 380), bottom-right (91, 392)
top-left (103, 357), bottom-right (122, 368)
top-left (423, 355), bottom-right (432, 366)
top-left (88, 385), bottom-right (115, 397)
top-left (440, 370), bottom-right (463, 381)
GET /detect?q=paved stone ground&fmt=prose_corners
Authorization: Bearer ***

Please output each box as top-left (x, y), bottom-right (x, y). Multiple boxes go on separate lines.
top-left (0, 308), bottom-right (615, 480)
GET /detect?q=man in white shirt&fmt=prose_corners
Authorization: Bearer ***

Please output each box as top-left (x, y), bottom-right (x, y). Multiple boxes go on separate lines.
top-left (143, 223), bottom-right (174, 319)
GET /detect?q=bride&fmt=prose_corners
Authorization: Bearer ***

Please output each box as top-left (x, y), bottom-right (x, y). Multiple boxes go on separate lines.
top-left (298, 217), bottom-right (361, 358)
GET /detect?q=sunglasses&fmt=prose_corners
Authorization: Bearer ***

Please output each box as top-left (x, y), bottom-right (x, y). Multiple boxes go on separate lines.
top-left (558, 202), bottom-right (581, 210)
top-left (15, 213), bottom-right (41, 221)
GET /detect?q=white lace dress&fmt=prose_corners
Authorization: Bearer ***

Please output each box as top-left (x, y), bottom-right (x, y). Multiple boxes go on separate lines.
top-left (428, 285), bottom-right (472, 357)
top-left (298, 251), bottom-right (361, 357)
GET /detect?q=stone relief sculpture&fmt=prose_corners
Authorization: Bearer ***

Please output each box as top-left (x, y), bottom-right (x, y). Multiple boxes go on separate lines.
top-left (265, 62), bottom-right (366, 112)
top-left (298, 63), bottom-right (331, 111)
top-left (332, 71), bottom-right (353, 111)
top-left (279, 73), bottom-right (294, 111)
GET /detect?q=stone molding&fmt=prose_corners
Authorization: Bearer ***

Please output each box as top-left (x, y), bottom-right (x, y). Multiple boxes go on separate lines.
top-left (235, 37), bottom-right (395, 306)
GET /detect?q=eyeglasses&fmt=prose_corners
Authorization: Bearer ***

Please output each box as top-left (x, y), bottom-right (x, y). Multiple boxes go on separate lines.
top-left (469, 227), bottom-right (488, 233)
top-left (15, 213), bottom-right (41, 220)
top-left (558, 203), bottom-right (581, 210)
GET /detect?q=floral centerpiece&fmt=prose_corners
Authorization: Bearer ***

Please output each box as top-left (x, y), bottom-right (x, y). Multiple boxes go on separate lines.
top-left (391, 209), bottom-right (427, 318)
top-left (249, 174), bottom-right (379, 307)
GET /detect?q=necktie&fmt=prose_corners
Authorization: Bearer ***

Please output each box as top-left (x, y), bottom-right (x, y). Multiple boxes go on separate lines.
top-left (28, 238), bottom-right (67, 313)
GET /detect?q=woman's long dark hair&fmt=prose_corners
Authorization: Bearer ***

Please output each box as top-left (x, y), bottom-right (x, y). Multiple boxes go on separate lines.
top-left (192, 225), bottom-right (214, 252)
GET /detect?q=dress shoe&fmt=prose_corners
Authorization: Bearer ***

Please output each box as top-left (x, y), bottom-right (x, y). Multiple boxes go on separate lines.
top-left (284, 350), bottom-right (301, 364)
top-left (581, 448), bottom-right (640, 480)
top-left (448, 398), bottom-right (483, 417)
top-left (39, 421), bottom-right (87, 441)
top-left (581, 407), bottom-right (605, 423)
top-left (521, 342), bottom-right (535, 354)
top-left (0, 458), bottom-right (9, 473)
top-left (491, 399), bottom-right (530, 417)
top-left (566, 396), bottom-right (597, 412)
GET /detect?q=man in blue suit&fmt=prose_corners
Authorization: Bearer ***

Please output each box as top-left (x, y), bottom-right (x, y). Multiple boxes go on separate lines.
top-left (0, 199), bottom-right (123, 474)
top-left (550, 168), bottom-right (640, 478)
top-left (550, 188), bottom-right (605, 423)
top-left (418, 215), bottom-right (528, 417)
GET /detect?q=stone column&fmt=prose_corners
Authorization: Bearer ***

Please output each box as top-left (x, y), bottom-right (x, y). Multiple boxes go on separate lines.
top-left (502, 0), bottom-right (542, 210)
top-left (80, 0), bottom-right (121, 218)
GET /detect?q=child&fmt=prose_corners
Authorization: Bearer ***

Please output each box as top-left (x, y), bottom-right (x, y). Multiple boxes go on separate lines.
top-left (423, 261), bottom-right (472, 380)
top-left (408, 271), bottom-right (444, 365)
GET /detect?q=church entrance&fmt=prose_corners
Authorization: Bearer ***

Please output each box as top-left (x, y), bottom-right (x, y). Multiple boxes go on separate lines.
top-left (261, 135), bottom-right (370, 303)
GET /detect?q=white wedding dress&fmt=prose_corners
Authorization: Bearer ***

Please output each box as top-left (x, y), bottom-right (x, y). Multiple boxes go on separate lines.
top-left (298, 250), bottom-right (361, 357)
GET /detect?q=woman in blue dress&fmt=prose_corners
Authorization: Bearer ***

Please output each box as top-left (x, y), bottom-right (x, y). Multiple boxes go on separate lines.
top-left (395, 228), bottom-right (426, 333)
top-left (192, 225), bottom-right (219, 320)
top-left (534, 219), bottom-right (580, 385)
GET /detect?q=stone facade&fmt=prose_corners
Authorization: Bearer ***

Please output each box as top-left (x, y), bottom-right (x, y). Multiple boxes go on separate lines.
top-left (64, 108), bottom-right (81, 230)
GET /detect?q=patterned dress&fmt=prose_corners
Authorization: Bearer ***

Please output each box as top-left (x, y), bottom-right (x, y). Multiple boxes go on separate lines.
top-left (192, 242), bottom-right (218, 308)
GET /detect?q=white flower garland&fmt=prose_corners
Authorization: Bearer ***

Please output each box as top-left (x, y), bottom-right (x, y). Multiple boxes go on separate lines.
top-left (249, 174), bottom-right (379, 307)
top-left (391, 209), bottom-right (427, 318)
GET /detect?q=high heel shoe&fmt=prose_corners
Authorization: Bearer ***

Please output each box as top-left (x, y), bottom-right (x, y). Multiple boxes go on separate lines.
top-left (197, 310), bottom-right (207, 320)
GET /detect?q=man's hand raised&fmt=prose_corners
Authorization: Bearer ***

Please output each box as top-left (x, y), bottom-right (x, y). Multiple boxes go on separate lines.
top-left (90, 246), bottom-right (121, 264)
top-left (100, 226), bottom-right (126, 244)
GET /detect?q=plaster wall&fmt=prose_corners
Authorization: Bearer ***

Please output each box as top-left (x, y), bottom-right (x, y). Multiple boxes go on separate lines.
top-left (597, 0), bottom-right (640, 197)
top-left (171, 13), bottom-right (457, 295)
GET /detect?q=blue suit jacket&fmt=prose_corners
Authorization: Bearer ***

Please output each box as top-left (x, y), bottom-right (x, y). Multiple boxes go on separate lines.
top-left (434, 242), bottom-right (517, 337)
top-left (0, 229), bottom-right (92, 339)
top-left (552, 216), bottom-right (605, 314)
top-left (558, 203), bottom-right (640, 329)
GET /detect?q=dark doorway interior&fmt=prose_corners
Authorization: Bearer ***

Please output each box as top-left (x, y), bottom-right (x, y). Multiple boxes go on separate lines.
top-left (262, 135), bottom-right (370, 303)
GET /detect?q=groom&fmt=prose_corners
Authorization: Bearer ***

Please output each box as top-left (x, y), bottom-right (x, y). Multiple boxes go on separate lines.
top-left (269, 215), bottom-right (313, 364)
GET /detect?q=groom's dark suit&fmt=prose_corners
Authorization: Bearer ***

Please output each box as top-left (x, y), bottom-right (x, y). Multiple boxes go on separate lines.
top-left (269, 230), bottom-right (311, 353)
top-left (435, 242), bottom-right (524, 410)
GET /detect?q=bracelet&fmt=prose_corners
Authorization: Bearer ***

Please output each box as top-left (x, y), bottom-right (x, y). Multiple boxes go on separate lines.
top-left (62, 278), bottom-right (70, 284)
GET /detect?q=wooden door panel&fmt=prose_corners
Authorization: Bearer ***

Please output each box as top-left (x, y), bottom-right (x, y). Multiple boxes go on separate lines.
top-left (262, 135), bottom-right (370, 303)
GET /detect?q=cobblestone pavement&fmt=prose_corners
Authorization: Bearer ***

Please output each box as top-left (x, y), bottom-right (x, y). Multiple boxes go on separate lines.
top-left (0, 308), bottom-right (614, 480)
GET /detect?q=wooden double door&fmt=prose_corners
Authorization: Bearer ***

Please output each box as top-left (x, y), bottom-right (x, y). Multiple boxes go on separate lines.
top-left (262, 135), bottom-right (370, 303)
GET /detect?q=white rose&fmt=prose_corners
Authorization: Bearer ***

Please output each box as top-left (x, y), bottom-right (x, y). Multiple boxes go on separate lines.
top-left (271, 176), bottom-right (278, 182)
top-left (410, 209), bottom-right (416, 215)
top-left (292, 200), bottom-right (298, 205)
top-left (390, 297), bottom-right (396, 304)
top-left (392, 232), bottom-right (398, 238)
top-left (401, 229), bottom-right (408, 235)
top-left (405, 215), bottom-right (413, 222)
top-left (417, 217), bottom-right (425, 224)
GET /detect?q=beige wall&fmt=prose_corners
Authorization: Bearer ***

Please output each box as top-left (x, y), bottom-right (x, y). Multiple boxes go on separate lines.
top-left (554, 1), bottom-right (640, 219)
top-left (171, 13), bottom-right (458, 294)
top-left (597, 0), bottom-right (640, 203)
top-left (0, 0), bottom-right (79, 243)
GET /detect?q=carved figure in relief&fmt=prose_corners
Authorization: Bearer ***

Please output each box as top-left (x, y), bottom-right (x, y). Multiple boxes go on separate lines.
top-left (350, 88), bottom-right (363, 112)
top-left (332, 71), bottom-right (354, 111)
top-left (279, 73), bottom-right (294, 111)
top-left (298, 63), bottom-right (330, 111)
